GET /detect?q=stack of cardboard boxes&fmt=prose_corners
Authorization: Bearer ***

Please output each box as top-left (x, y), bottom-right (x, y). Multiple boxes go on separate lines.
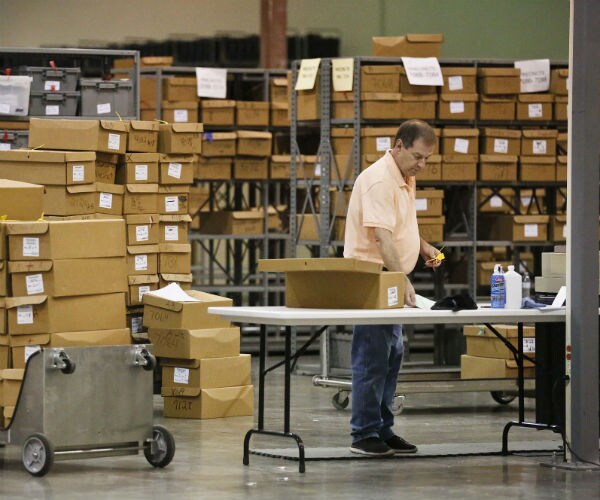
top-left (143, 288), bottom-right (253, 419)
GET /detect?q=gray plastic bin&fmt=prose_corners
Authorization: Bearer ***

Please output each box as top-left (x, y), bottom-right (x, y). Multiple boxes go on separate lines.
top-left (0, 130), bottom-right (29, 150)
top-left (29, 91), bottom-right (80, 116)
top-left (80, 78), bottom-right (134, 118)
top-left (19, 66), bottom-right (81, 92)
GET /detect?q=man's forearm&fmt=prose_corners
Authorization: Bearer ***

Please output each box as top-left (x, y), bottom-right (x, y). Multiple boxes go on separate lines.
top-left (374, 227), bottom-right (403, 271)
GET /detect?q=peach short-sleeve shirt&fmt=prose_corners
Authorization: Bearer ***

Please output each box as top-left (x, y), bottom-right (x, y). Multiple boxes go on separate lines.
top-left (343, 150), bottom-right (420, 274)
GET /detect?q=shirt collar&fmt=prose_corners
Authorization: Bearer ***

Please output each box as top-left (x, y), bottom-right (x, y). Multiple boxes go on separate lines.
top-left (384, 150), bottom-right (414, 189)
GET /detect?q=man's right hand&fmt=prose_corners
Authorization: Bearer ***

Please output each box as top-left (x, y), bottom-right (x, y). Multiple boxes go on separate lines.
top-left (404, 278), bottom-right (416, 307)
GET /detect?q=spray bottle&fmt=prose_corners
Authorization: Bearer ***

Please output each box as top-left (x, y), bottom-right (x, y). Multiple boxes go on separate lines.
top-left (490, 264), bottom-right (506, 308)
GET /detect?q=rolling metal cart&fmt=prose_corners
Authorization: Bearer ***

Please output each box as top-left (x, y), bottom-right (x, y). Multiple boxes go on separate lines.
top-left (0, 344), bottom-right (175, 476)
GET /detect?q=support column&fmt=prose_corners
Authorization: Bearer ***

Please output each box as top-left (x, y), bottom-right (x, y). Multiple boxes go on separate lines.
top-left (260, 0), bottom-right (288, 69)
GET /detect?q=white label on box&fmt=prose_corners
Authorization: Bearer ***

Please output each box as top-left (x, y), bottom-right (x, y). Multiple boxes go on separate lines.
top-left (448, 75), bottom-right (463, 91)
top-left (0, 103), bottom-right (11, 114)
top-left (45, 105), bottom-right (60, 116)
top-left (528, 103), bottom-right (543, 118)
top-left (0, 143), bottom-right (11, 150)
top-left (22, 237), bottom-right (40, 257)
top-left (524, 224), bottom-right (539, 237)
top-left (562, 224), bottom-right (567, 238)
top-left (136, 225), bottom-right (149, 241)
top-left (131, 316), bottom-right (143, 333)
top-left (44, 80), bottom-right (61, 91)
top-left (294, 58), bottom-right (321, 90)
top-left (99, 192), bottom-right (113, 209)
top-left (134, 254), bottom-right (148, 271)
top-left (138, 285), bottom-right (151, 302)
top-left (332, 57), bottom-right (354, 92)
top-left (523, 337), bottom-right (536, 353)
top-left (17, 305), bottom-right (34, 325)
top-left (313, 163), bottom-right (321, 177)
top-left (165, 196), bottom-right (178, 212)
top-left (108, 133), bottom-right (121, 151)
top-left (401, 57), bottom-right (443, 86)
top-left (454, 138), bottom-right (469, 154)
top-left (532, 139), bottom-right (547, 154)
top-left (493, 138), bottom-right (509, 154)
top-left (376, 137), bottom-right (391, 151)
top-left (25, 345), bottom-right (41, 363)
top-left (196, 67), bottom-right (228, 98)
top-left (72, 165), bottom-right (85, 182)
top-left (135, 164), bottom-right (148, 181)
top-left (168, 162), bottom-right (182, 179)
top-left (415, 198), bottom-right (428, 211)
top-left (174, 367), bottom-right (190, 384)
top-left (490, 195), bottom-right (503, 208)
top-left (515, 59), bottom-right (550, 93)
top-left (26, 274), bottom-right (44, 295)
top-left (165, 225), bottom-right (179, 241)
top-left (449, 101), bottom-right (464, 114)
top-left (97, 102), bottom-right (111, 114)
top-left (174, 109), bottom-right (188, 122)
top-left (521, 196), bottom-right (531, 207)
top-left (387, 286), bottom-right (399, 306)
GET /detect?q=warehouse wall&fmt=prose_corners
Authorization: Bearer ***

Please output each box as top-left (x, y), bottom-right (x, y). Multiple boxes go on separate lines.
top-left (0, 0), bottom-right (569, 60)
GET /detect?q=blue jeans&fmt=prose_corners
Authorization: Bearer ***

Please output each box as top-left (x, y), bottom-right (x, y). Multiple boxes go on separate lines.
top-left (350, 324), bottom-right (404, 442)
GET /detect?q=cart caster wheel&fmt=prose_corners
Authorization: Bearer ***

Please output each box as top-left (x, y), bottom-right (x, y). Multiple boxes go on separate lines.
top-left (145, 425), bottom-right (175, 468)
top-left (491, 391), bottom-right (516, 405)
top-left (59, 352), bottom-right (76, 374)
top-left (392, 395), bottom-right (406, 415)
top-left (22, 433), bottom-right (54, 477)
top-left (140, 349), bottom-right (157, 371)
top-left (332, 391), bottom-right (349, 410)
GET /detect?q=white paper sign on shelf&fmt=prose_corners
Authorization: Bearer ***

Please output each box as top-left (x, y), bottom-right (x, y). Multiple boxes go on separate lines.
top-left (195, 67), bottom-right (228, 98)
top-left (294, 58), bottom-right (321, 91)
top-left (332, 58), bottom-right (354, 92)
top-left (514, 59), bottom-right (550, 93)
top-left (401, 57), bottom-right (443, 86)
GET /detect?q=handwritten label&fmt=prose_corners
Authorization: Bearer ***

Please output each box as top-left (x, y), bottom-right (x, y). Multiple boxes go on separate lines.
top-left (135, 164), bottom-right (148, 181)
top-left (415, 199), bottom-right (428, 211)
top-left (523, 337), bottom-right (536, 353)
top-left (165, 225), bottom-right (179, 241)
top-left (387, 286), bottom-right (399, 306)
top-left (515, 59), bottom-right (550, 93)
top-left (195, 67), bottom-right (228, 98)
top-left (135, 225), bottom-right (149, 242)
top-left (72, 165), bottom-right (85, 182)
top-left (332, 58), bottom-right (353, 92)
top-left (376, 137), bottom-right (391, 151)
top-left (165, 196), bottom-right (178, 212)
top-left (524, 224), bottom-right (539, 238)
top-left (44, 80), bottom-right (61, 91)
top-left (454, 138), bottom-right (469, 154)
top-left (45, 105), bottom-right (60, 116)
top-left (99, 192), bottom-right (113, 209)
top-left (108, 133), bottom-right (121, 151)
top-left (97, 102), bottom-right (111, 114)
top-left (401, 57), bottom-right (443, 86)
top-left (448, 75), bottom-right (463, 91)
top-left (528, 103), bottom-right (543, 118)
top-left (0, 143), bottom-right (10, 150)
top-left (26, 274), bottom-right (44, 295)
top-left (174, 109), bottom-right (188, 122)
top-left (23, 237), bottom-right (40, 257)
top-left (532, 140), bottom-right (547, 155)
top-left (17, 305), bottom-right (34, 324)
top-left (494, 138), bottom-right (509, 154)
top-left (138, 285), bottom-right (151, 303)
top-left (449, 101), bottom-right (464, 114)
top-left (521, 196), bottom-right (531, 207)
top-left (134, 254), bottom-right (148, 271)
top-left (174, 367), bottom-right (190, 384)
top-left (131, 316), bottom-right (143, 333)
top-left (168, 163), bottom-right (182, 179)
top-left (490, 195), bottom-right (503, 208)
top-left (295, 58), bottom-right (321, 90)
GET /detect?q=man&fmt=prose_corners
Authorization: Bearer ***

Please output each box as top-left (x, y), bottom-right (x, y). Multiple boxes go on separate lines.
top-left (343, 119), bottom-right (442, 456)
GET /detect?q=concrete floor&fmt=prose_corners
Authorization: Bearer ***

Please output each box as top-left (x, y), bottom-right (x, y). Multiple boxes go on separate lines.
top-left (1, 355), bottom-right (598, 499)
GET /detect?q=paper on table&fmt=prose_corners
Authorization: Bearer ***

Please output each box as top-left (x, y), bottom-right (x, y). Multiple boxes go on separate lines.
top-left (415, 294), bottom-right (436, 310)
top-left (401, 57), bottom-right (443, 86)
top-left (146, 283), bottom-right (201, 302)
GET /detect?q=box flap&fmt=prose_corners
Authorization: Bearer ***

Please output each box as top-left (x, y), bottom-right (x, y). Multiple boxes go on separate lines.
top-left (236, 130), bottom-right (273, 140)
top-left (170, 123), bottom-right (204, 133)
top-left (331, 91), bottom-right (354, 102)
top-left (0, 149), bottom-right (96, 163)
top-left (5, 221), bottom-right (49, 236)
top-left (159, 154), bottom-right (195, 164)
top-left (271, 154), bottom-right (292, 162)
top-left (129, 120), bottom-right (159, 132)
top-left (481, 128), bottom-right (522, 139)
top-left (442, 128), bottom-right (480, 138)
top-left (361, 92), bottom-right (401, 101)
top-left (518, 94), bottom-right (554, 103)
top-left (161, 101), bottom-right (197, 109)
top-left (514, 215), bottom-right (550, 224)
top-left (331, 128), bottom-right (355, 137)
top-left (442, 67), bottom-right (477, 76)
top-left (96, 182), bottom-right (125, 195)
top-left (478, 68), bottom-right (520, 77)
top-left (442, 154), bottom-right (479, 163)
top-left (271, 78), bottom-right (288, 87)
top-left (128, 274), bottom-right (159, 285)
top-left (557, 155), bottom-right (567, 165)
top-left (360, 127), bottom-right (398, 137)
top-left (415, 189), bottom-right (444, 199)
top-left (158, 185), bottom-right (190, 194)
top-left (166, 77), bottom-right (197, 87)
top-left (271, 101), bottom-right (289, 110)
top-left (405, 33), bottom-right (444, 43)
top-left (400, 93), bottom-right (437, 102)
top-left (236, 101), bottom-right (269, 109)
top-left (201, 100), bottom-right (236, 109)
top-left (519, 156), bottom-right (556, 165)
top-left (228, 211), bottom-right (263, 221)
top-left (126, 183), bottom-right (159, 194)
top-left (9, 260), bottom-right (53, 273)
top-left (480, 154), bottom-right (518, 163)
top-left (100, 120), bottom-right (128, 133)
top-left (158, 243), bottom-right (192, 253)
top-left (480, 95), bottom-right (516, 103)
top-left (126, 213), bottom-right (159, 224)
top-left (258, 257), bottom-right (383, 274)
top-left (5, 295), bottom-right (48, 308)
top-left (0, 368), bottom-right (26, 379)
top-left (361, 65), bottom-right (402, 75)
top-left (522, 129), bottom-right (558, 138)
top-left (49, 328), bottom-right (131, 346)
top-left (203, 131), bottom-right (237, 141)
top-left (127, 244), bottom-right (159, 256)
top-left (161, 386), bottom-right (202, 397)
top-left (158, 214), bottom-right (192, 223)
top-left (124, 152), bottom-right (160, 162)
top-left (9, 335), bottom-right (50, 347)
top-left (159, 273), bottom-right (193, 283)
top-left (160, 358), bottom-right (201, 368)
top-left (554, 215), bottom-right (567, 223)
top-left (67, 184), bottom-right (96, 194)
top-left (440, 93), bottom-right (478, 102)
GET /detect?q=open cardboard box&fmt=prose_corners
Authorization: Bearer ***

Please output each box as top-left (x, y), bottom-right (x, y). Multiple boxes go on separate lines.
top-left (258, 258), bottom-right (406, 309)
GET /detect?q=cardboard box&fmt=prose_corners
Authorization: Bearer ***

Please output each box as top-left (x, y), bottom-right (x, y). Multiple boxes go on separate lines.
top-left (550, 68), bottom-right (568, 95)
top-left (554, 95), bottom-right (568, 121)
top-left (478, 95), bottom-right (516, 121)
top-left (199, 211), bottom-right (263, 235)
top-left (513, 215), bottom-right (549, 242)
top-left (519, 188), bottom-right (547, 215)
top-left (551, 215), bottom-right (567, 242)
top-left (415, 189), bottom-right (443, 216)
top-left (480, 128), bottom-right (522, 155)
top-left (95, 183), bottom-right (124, 216)
top-left (331, 91), bottom-right (354, 120)
top-left (162, 384), bottom-right (254, 419)
top-left (360, 65), bottom-right (401, 93)
top-left (557, 132), bottom-right (567, 155)
top-left (158, 154), bottom-right (194, 185)
top-left (441, 128), bottom-right (479, 155)
top-left (0, 221), bottom-right (6, 260)
top-left (270, 102), bottom-right (290, 126)
top-left (195, 156), bottom-right (232, 180)
top-left (9, 256), bottom-right (127, 297)
top-left (43, 184), bottom-right (96, 216)
top-left (516, 94), bottom-right (553, 121)
top-left (0, 297), bottom-right (5, 335)
top-left (161, 101), bottom-right (198, 124)
top-left (233, 157), bottom-right (269, 180)
top-left (122, 184), bottom-right (159, 215)
top-left (7, 219), bottom-right (125, 260)
top-left (126, 245), bottom-right (159, 275)
top-left (125, 214), bottom-right (159, 246)
top-left (236, 101), bottom-right (269, 126)
top-left (555, 187), bottom-right (567, 214)
top-left (158, 214), bottom-right (191, 244)
top-left (479, 154), bottom-right (518, 181)
top-left (270, 77), bottom-right (289, 103)
top-left (521, 129), bottom-right (558, 156)
top-left (0, 180), bottom-right (45, 221)
top-left (438, 93), bottom-right (478, 120)
top-left (161, 354), bottom-right (251, 389)
top-left (296, 79), bottom-right (320, 121)
top-left (28, 118), bottom-right (128, 154)
top-left (477, 215), bottom-right (513, 241)
top-left (0, 335), bottom-right (8, 369)
top-left (399, 68), bottom-right (437, 94)
top-left (201, 132), bottom-right (237, 157)
top-left (360, 127), bottom-right (397, 155)
top-left (461, 354), bottom-right (534, 379)
top-left (418, 216), bottom-right (445, 242)
top-left (372, 34), bottom-right (443, 57)
top-left (258, 258), bottom-right (407, 309)
top-left (236, 131), bottom-right (273, 157)
top-left (416, 154), bottom-right (442, 181)
top-left (158, 273), bottom-right (193, 290)
top-left (556, 155), bottom-right (567, 181)
top-left (477, 68), bottom-right (520, 95)
top-left (158, 186), bottom-right (189, 215)
top-left (270, 155), bottom-right (291, 180)
top-left (478, 188), bottom-right (515, 214)
top-left (200, 100), bottom-right (236, 126)
top-left (95, 152), bottom-right (119, 183)
top-left (398, 93), bottom-right (437, 119)
top-left (332, 154), bottom-right (357, 181)
top-left (158, 123), bottom-right (203, 155)
top-left (0, 369), bottom-right (24, 406)
top-left (331, 127), bottom-right (354, 155)
top-left (127, 274), bottom-right (159, 306)
top-left (158, 243), bottom-right (191, 274)
top-left (162, 77), bottom-right (197, 101)
top-left (441, 155), bottom-right (478, 181)
top-left (0, 149), bottom-right (95, 186)
top-left (519, 156), bottom-right (556, 181)
top-left (360, 92), bottom-right (402, 119)
top-left (463, 324), bottom-right (535, 359)
top-left (0, 259), bottom-right (7, 297)
top-left (148, 327), bottom-right (240, 359)
top-left (441, 67), bottom-right (477, 93)
top-left (126, 121), bottom-right (159, 152)
top-left (117, 153), bottom-right (160, 184)
top-left (6, 293), bottom-right (125, 335)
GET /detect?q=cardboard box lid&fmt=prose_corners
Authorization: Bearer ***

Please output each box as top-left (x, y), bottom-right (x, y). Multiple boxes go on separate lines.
top-left (477, 68), bottom-right (520, 77)
top-left (331, 128), bottom-right (355, 137)
top-left (166, 123), bottom-right (204, 133)
top-left (5, 295), bottom-right (47, 308)
top-left (480, 154), bottom-right (518, 163)
top-left (236, 130), bottom-right (273, 140)
top-left (203, 131), bottom-right (237, 141)
top-left (442, 154), bottom-right (479, 163)
top-left (554, 95), bottom-right (568, 103)
top-left (331, 91), bottom-right (354, 102)
top-left (161, 101), bottom-right (198, 109)
top-left (514, 215), bottom-right (550, 224)
top-left (123, 152), bottom-right (160, 162)
top-left (480, 95), bottom-right (516, 103)
top-left (271, 101), bottom-right (289, 110)
top-left (128, 274), bottom-right (159, 285)
top-left (518, 93), bottom-right (554, 103)
top-left (9, 260), bottom-right (53, 273)
top-left (161, 386), bottom-right (202, 397)
top-left (258, 257), bottom-right (383, 274)
top-left (481, 128), bottom-right (522, 139)
top-left (165, 77), bottom-right (197, 86)
top-left (0, 369), bottom-right (25, 380)
top-left (158, 214), bottom-right (192, 223)
top-left (404, 33), bottom-right (444, 43)
top-left (441, 128), bottom-right (480, 138)
top-left (9, 329), bottom-right (131, 347)
top-left (126, 213), bottom-right (159, 224)
top-left (361, 65), bottom-right (402, 75)
top-left (442, 67), bottom-right (477, 76)
top-left (96, 182), bottom-right (125, 195)
top-left (0, 178), bottom-right (45, 191)
top-left (522, 129), bottom-right (558, 138)
top-left (400, 93), bottom-right (437, 102)
top-left (143, 288), bottom-right (232, 311)
top-left (67, 184), bottom-right (96, 194)
top-left (519, 156), bottom-right (556, 165)
top-left (440, 93), bottom-right (478, 102)
top-left (361, 92), bottom-right (401, 101)
top-left (271, 77), bottom-right (288, 87)
top-left (100, 120), bottom-right (128, 133)
top-left (0, 149), bottom-right (96, 163)
top-left (236, 101), bottom-right (269, 109)
top-left (552, 68), bottom-right (568, 77)
top-left (128, 120), bottom-right (160, 132)
top-left (159, 154), bottom-right (195, 163)
top-left (158, 185), bottom-right (190, 194)
top-left (201, 100), bottom-right (236, 109)
top-left (161, 358), bottom-right (201, 368)
top-left (416, 189), bottom-right (444, 199)
top-left (361, 127), bottom-right (398, 137)
top-left (125, 183), bottom-right (159, 194)
top-left (6, 220), bottom-right (52, 236)
top-left (554, 214), bottom-right (567, 223)
top-left (557, 155), bottom-right (567, 165)
top-left (127, 244), bottom-right (159, 256)
top-left (159, 273), bottom-right (193, 283)
top-left (417, 216), bottom-right (446, 224)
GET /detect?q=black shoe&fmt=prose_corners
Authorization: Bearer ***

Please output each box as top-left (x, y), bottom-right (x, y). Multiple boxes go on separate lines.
top-left (384, 435), bottom-right (418, 454)
top-left (350, 437), bottom-right (395, 456)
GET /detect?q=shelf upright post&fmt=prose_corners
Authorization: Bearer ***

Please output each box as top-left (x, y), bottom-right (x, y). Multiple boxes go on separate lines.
top-left (319, 59), bottom-right (332, 257)
top-left (289, 61), bottom-right (300, 258)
